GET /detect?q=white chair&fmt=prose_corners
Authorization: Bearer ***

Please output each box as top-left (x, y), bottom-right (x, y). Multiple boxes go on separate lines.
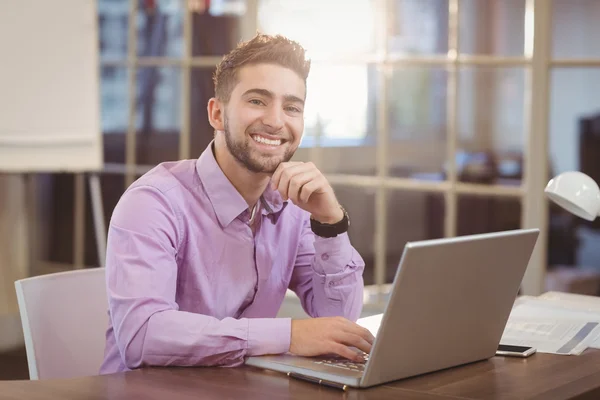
top-left (14, 268), bottom-right (108, 380)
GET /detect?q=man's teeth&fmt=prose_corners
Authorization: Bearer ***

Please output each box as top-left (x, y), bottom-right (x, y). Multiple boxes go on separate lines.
top-left (252, 135), bottom-right (281, 146)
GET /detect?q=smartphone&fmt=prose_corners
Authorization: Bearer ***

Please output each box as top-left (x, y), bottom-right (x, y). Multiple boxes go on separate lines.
top-left (496, 344), bottom-right (536, 358)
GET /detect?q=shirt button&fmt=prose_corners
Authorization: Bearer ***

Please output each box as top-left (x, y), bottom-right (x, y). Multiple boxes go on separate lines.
top-left (321, 253), bottom-right (330, 261)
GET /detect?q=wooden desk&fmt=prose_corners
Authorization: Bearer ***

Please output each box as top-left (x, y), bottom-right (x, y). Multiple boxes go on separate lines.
top-left (3, 350), bottom-right (600, 400)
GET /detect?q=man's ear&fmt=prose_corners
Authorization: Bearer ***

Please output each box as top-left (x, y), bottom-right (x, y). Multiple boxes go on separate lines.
top-left (207, 97), bottom-right (225, 131)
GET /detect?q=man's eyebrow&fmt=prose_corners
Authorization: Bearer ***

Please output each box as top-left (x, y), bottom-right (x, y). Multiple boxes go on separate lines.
top-left (242, 88), bottom-right (305, 106)
top-left (284, 94), bottom-right (305, 106)
top-left (242, 88), bottom-right (273, 98)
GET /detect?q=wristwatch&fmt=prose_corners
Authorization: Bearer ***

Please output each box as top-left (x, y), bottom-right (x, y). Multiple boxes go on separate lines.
top-left (310, 207), bottom-right (350, 238)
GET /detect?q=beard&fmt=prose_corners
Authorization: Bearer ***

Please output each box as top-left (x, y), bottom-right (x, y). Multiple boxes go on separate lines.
top-left (222, 115), bottom-right (296, 174)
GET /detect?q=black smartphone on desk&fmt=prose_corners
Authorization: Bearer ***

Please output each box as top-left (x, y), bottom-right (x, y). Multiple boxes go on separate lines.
top-left (496, 344), bottom-right (536, 357)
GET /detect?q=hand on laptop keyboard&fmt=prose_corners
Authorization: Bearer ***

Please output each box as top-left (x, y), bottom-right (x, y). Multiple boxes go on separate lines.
top-left (289, 317), bottom-right (375, 362)
top-left (322, 352), bottom-right (369, 362)
top-left (313, 352), bottom-right (369, 372)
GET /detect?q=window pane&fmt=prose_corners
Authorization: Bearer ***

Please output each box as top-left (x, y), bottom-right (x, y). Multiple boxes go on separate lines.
top-left (300, 64), bottom-right (379, 175)
top-left (136, 67), bottom-right (181, 165)
top-left (459, 0), bottom-right (526, 56)
top-left (333, 185), bottom-right (376, 284)
top-left (549, 68), bottom-right (600, 269)
top-left (386, 190), bottom-right (445, 283)
top-left (137, 0), bottom-right (184, 58)
top-left (191, 3), bottom-right (243, 56)
top-left (98, 0), bottom-right (129, 60)
top-left (101, 66), bottom-right (129, 164)
top-left (330, 188), bottom-right (446, 288)
top-left (389, 0), bottom-right (448, 56)
top-left (456, 194), bottom-right (521, 236)
top-left (388, 67), bottom-right (447, 180)
top-left (258, 0), bottom-right (377, 57)
top-left (553, 0), bottom-right (600, 59)
top-left (457, 67), bottom-right (525, 186)
top-left (304, 64), bottom-right (377, 144)
top-left (550, 69), bottom-right (600, 176)
top-left (190, 67), bottom-right (217, 157)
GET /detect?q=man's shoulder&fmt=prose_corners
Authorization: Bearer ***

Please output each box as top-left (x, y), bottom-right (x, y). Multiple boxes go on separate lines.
top-left (109, 159), bottom-right (201, 238)
top-left (129, 159), bottom-right (199, 196)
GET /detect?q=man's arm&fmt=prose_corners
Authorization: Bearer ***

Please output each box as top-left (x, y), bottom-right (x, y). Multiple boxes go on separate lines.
top-left (105, 186), bottom-right (290, 369)
top-left (270, 161), bottom-right (366, 322)
top-left (289, 214), bottom-right (365, 321)
top-left (269, 160), bottom-right (372, 360)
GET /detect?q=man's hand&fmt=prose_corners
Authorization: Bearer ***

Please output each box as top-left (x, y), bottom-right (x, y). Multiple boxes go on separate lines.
top-left (271, 162), bottom-right (343, 224)
top-left (289, 317), bottom-right (375, 362)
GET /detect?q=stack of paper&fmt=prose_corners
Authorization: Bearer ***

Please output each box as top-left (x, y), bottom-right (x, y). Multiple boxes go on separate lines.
top-left (357, 313), bottom-right (383, 337)
top-left (502, 291), bottom-right (600, 355)
top-left (357, 292), bottom-right (600, 356)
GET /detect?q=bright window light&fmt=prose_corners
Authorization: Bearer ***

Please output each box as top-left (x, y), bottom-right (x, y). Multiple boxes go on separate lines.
top-left (258, 0), bottom-right (375, 146)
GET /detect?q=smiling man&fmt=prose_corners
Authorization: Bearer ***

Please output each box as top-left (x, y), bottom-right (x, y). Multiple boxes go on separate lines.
top-left (99, 34), bottom-right (372, 374)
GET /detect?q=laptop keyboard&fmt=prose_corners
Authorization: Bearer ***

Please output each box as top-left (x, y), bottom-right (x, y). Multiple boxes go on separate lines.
top-left (313, 353), bottom-right (369, 372)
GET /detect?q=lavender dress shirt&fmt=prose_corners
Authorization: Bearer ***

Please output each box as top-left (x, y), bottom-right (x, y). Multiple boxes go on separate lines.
top-left (99, 143), bottom-right (365, 374)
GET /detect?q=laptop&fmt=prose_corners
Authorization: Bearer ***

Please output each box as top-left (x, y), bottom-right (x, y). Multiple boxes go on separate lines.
top-left (245, 228), bottom-right (540, 389)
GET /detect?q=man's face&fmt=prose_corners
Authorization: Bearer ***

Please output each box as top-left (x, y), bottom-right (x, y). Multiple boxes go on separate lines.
top-left (221, 64), bottom-right (306, 174)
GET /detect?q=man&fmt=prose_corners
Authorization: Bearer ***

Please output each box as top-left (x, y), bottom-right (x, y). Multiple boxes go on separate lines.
top-left (99, 33), bottom-right (373, 374)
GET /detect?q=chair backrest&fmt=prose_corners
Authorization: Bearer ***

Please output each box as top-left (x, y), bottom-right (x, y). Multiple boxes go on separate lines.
top-left (15, 268), bottom-right (108, 380)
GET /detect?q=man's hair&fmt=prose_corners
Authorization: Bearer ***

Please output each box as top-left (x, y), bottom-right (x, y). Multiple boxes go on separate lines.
top-left (213, 33), bottom-right (311, 103)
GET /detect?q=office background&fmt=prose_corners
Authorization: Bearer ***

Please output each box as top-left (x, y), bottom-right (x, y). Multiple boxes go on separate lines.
top-left (1, 0), bottom-right (600, 379)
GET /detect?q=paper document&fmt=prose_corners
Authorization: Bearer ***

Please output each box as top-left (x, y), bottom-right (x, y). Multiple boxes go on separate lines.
top-left (511, 297), bottom-right (600, 349)
top-left (501, 316), bottom-right (600, 355)
top-left (540, 291), bottom-right (600, 305)
top-left (539, 291), bottom-right (600, 312)
top-left (357, 313), bottom-right (383, 337)
top-left (357, 293), bottom-right (600, 356)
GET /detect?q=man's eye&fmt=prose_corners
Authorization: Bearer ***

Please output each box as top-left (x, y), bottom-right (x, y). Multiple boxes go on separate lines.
top-left (249, 99), bottom-right (264, 106)
top-left (286, 106), bottom-right (301, 113)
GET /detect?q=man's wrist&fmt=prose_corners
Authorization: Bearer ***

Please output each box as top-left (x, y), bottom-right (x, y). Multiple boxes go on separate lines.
top-left (310, 206), bottom-right (349, 238)
top-left (311, 207), bottom-right (344, 224)
top-left (247, 317), bottom-right (291, 356)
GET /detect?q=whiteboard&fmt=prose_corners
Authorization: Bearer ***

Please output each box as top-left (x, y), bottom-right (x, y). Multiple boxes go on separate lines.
top-left (0, 0), bottom-right (102, 172)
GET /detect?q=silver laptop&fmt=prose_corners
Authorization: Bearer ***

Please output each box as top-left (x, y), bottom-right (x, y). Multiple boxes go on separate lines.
top-left (245, 228), bottom-right (540, 389)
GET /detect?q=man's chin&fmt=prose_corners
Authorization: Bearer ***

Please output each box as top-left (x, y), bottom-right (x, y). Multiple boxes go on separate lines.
top-left (254, 161), bottom-right (283, 175)
top-left (249, 156), bottom-right (286, 175)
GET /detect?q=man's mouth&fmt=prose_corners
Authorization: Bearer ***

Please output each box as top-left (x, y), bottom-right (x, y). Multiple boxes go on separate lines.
top-left (251, 134), bottom-right (283, 147)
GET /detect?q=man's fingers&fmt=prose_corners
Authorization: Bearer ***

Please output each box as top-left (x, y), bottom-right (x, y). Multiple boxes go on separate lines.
top-left (335, 332), bottom-right (372, 355)
top-left (276, 163), bottom-right (317, 200)
top-left (350, 325), bottom-right (376, 345)
top-left (337, 318), bottom-right (375, 345)
top-left (330, 343), bottom-right (363, 362)
top-left (271, 162), bottom-right (303, 190)
top-left (298, 177), bottom-right (327, 204)
top-left (288, 171), bottom-right (320, 204)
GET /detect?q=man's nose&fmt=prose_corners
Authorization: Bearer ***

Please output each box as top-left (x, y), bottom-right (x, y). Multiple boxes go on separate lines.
top-left (262, 105), bottom-right (284, 132)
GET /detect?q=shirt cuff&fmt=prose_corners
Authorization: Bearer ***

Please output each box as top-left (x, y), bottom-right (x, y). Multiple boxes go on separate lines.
top-left (313, 232), bottom-right (354, 275)
top-left (247, 317), bottom-right (291, 356)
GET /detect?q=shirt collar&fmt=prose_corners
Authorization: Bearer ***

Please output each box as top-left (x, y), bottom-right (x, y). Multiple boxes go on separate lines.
top-left (196, 141), bottom-right (288, 228)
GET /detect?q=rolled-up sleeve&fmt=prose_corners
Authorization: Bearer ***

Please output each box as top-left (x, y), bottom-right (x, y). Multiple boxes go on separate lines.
top-left (287, 214), bottom-right (365, 321)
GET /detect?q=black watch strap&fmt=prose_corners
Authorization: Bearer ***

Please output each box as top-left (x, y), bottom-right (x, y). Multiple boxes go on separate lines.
top-left (310, 207), bottom-right (350, 238)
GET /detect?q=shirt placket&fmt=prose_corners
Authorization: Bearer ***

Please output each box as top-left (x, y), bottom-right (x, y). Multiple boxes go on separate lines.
top-left (235, 208), bottom-right (261, 317)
